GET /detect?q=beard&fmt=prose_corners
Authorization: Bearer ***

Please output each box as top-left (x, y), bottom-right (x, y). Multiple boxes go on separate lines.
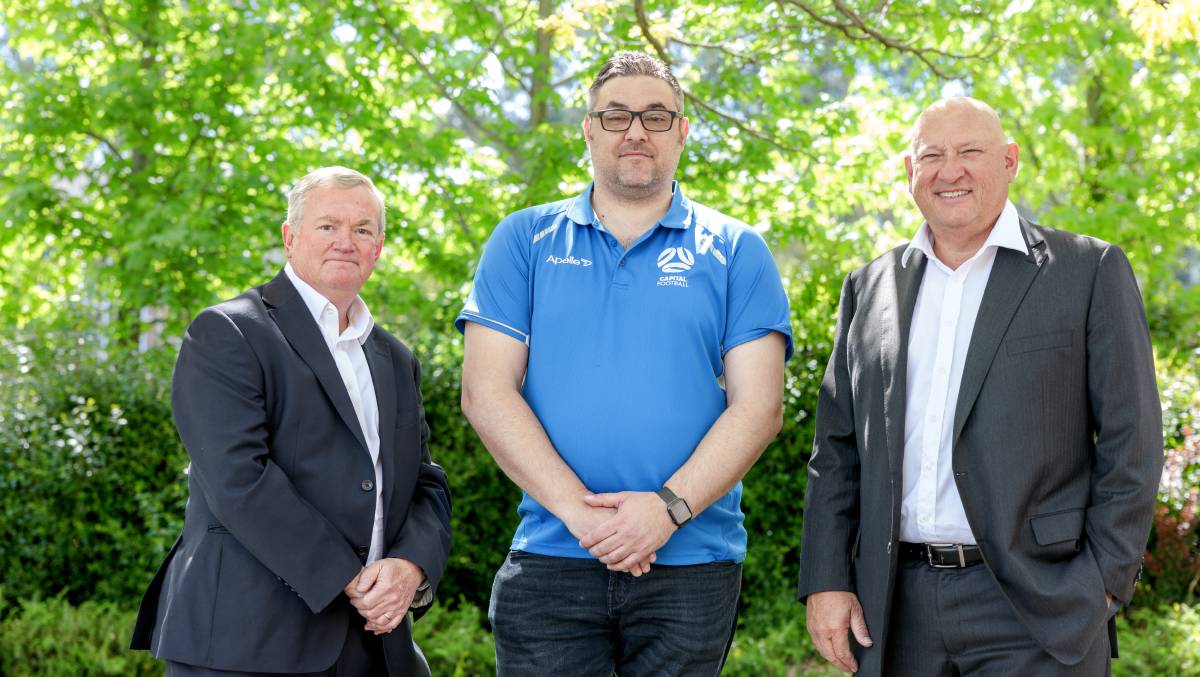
top-left (590, 138), bottom-right (680, 202)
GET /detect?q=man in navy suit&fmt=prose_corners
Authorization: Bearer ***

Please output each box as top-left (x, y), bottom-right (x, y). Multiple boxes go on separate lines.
top-left (132, 166), bottom-right (452, 676)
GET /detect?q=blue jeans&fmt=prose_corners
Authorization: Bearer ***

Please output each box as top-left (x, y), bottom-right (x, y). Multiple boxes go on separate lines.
top-left (489, 550), bottom-right (742, 677)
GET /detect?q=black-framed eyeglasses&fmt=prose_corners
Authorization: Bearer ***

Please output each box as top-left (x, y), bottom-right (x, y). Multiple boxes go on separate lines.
top-left (588, 108), bottom-right (682, 132)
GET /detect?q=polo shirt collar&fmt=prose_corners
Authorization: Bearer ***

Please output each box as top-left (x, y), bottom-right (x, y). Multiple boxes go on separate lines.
top-left (901, 200), bottom-right (1027, 268)
top-left (566, 181), bottom-right (692, 230)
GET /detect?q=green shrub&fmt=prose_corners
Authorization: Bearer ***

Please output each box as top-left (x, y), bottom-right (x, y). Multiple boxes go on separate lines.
top-left (1114, 603), bottom-right (1200, 676)
top-left (413, 597), bottom-right (497, 676)
top-left (3, 279), bottom-right (1195, 677)
top-left (408, 318), bottom-right (519, 607)
top-left (0, 596), bottom-right (161, 676)
top-left (724, 595), bottom-right (840, 676)
top-left (0, 340), bottom-right (187, 607)
top-left (0, 270), bottom-right (843, 659)
top-left (734, 270), bottom-right (838, 650)
top-left (0, 595), bottom-right (494, 677)
top-left (1139, 359), bottom-right (1200, 607)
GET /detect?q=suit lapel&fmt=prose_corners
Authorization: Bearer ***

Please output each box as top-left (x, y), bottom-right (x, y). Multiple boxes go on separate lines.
top-left (951, 219), bottom-right (1046, 445)
top-left (262, 271), bottom-right (370, 455)
top-left (882, 250), bottom-right (926, 477)
top-left (363, 334), bottom-right (397, 512)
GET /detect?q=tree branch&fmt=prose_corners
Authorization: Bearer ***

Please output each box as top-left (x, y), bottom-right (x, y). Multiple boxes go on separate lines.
top-left (83, 130), bottom-right (123, 159)
top-left (776, 0), bottom-right (998, 79)
top-left (632, 0), bottom-right (817, 159)
top-left (428, 174), bottom-right (474, 241)
top-left (670, 37), bottom-right (785, 67)
top-left (370, 4), bottom-right (525, 172)
top-left (467, 2), bottom-right (533, 96)
top-left (85, 3), bottom-right (120, 48)
top-left (1009, 116), bottom-right (1041, 173)
top-left (683, 92), bottom-right (819, 160)
top-left (529, 0), bottom-right (554, 129)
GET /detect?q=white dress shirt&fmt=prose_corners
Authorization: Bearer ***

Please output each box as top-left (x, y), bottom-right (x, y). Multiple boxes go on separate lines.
top-left (285, 263), bottom-right (386, 564)
top-left (898, 201), bottom-right (1028, 544)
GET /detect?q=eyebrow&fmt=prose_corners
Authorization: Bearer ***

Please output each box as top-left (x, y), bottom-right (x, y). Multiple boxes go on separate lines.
top-left (600, 99), bottom-right (673, 110)
top-left (915, 140), bottom-right (987, 153)
top-left (313, 214), bottom-right (377, 228)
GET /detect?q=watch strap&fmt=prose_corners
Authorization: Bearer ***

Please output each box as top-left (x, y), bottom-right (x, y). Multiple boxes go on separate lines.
top-left (656, 486), bottom-right (681, 504)
top-left (411, 578), bottom-right (433, 608)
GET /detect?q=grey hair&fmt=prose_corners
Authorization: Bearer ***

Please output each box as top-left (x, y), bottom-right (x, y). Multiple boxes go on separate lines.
top-left (588, 51), bottom-right (684, 112)
top-left (286, 166), bottom-right (386, 234)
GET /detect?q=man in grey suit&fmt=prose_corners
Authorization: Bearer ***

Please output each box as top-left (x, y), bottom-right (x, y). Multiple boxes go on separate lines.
top-left (798, 98), bottom-right (1162, 675)
top-left (131, 166), bottom-right (452, 675)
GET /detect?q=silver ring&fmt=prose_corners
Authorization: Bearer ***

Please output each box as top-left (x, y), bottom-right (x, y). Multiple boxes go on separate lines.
top-left (383, 612), bottom-right (392, 621)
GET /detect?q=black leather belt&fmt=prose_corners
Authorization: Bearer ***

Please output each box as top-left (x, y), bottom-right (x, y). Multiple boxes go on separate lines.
top-left (899, 542), bottom-right (983, 568)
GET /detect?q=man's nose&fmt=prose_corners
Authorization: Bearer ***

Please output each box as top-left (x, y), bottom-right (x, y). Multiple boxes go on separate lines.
top-left (332, 228), bottom-right (355, 249)
top-left (940, 154), bottom-right (966, 181)
top-left (624, 116), bottom-right (650, 141)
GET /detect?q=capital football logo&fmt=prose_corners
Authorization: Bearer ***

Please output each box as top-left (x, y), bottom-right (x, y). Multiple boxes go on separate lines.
top-left (656, 246), bottom-right (694, 273)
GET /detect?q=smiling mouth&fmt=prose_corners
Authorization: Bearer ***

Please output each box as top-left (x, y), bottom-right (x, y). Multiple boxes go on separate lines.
top-left (937, 189), bottom-right (971, 198)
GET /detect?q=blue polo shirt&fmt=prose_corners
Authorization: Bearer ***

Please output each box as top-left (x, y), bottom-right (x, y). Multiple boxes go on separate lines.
top-left (456, 183), bottom-right (793, 564)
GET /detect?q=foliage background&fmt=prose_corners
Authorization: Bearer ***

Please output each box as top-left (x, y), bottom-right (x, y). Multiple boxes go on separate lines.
top-left (1, 0), bottom-right (1198, 674)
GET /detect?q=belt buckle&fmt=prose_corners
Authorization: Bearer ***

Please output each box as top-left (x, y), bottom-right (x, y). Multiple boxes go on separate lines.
top-left (926, 543), bottom-right (966, 568)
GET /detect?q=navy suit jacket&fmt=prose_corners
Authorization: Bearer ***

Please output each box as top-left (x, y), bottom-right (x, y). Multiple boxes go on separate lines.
top-left (131, 270), bottom-right (452, 675)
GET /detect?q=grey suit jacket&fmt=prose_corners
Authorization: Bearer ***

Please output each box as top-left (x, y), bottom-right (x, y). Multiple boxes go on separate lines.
top-left (797, 219), bottom-right (1162, 675)
top-left (131, 270), bottom-right (452, 675)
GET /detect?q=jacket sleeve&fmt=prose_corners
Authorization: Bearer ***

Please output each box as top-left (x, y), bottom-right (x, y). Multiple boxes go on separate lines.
top-left (172, 307), bottom-right (363, 614)
top-left (1083, 245), bottom-right (1163, 603)
top-left (797, 272), bottom-right (863, 602)
top-left (385, 356), bottom-right (453, 611)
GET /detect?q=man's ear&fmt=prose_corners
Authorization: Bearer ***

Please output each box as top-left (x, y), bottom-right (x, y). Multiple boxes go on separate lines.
top-left (281, 222), bottom-right (293, 253)
top-left (679, 116), bottom-right (690, 145)
top-left (1004, 142), bottom-right (1020, 181)
top-left (903, 155), bottom-right (915, 190)
top-left (373, 232), bottom-right (385, 260)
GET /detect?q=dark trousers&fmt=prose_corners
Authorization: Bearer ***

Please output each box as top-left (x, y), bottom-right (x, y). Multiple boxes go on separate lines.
top-left (165, 617), bottom-right (387, 677)
top-left (883, 559), bottom-right (1111, 676)
top-left (489, 550), bottom-right (742, 677)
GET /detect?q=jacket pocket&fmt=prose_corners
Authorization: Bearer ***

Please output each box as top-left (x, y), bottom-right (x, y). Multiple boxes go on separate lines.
top-left (1006, 330), bottom-right (1073, 356)
top-left (1030, 508), bottom-right (1084, 560)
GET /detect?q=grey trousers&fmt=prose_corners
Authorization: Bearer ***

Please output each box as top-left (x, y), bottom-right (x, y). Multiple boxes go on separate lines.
top-left (883, 559), bottom-right (1111, 676)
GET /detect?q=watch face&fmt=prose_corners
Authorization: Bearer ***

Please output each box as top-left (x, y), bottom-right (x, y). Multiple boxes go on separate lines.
top-left (668, 499), bottom-right (692, 525)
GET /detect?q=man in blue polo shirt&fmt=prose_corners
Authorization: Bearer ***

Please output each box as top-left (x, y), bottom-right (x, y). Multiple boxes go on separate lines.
top-left (457, 51), bottom-right (793, 676)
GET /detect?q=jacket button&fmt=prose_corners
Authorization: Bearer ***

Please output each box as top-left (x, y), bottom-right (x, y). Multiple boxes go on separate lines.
top-left (361, 479), bottom-right (374, 492)
top-left (356, 545), bottom-right (369, 558)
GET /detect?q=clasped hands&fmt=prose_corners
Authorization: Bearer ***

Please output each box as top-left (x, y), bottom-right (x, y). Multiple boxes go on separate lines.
top-left (573, 491), bottom-right (678, 577)
top-left (343, 557), bottom-right (425, 635)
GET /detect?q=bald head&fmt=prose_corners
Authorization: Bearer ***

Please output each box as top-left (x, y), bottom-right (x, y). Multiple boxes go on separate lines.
top-left (910, 97), bottom-right (1007, 152)
top-left (903, 96), bottom-right (1019, 255)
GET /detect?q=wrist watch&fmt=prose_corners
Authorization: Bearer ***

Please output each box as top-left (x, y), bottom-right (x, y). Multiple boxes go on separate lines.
top-left (656, 486), bottom-right (693, 528)
top-left (411, 578), bottom-right (433, 608)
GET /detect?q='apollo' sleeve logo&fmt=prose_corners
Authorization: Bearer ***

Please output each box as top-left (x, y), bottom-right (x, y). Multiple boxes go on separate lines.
top-left (657, 246), bottom-right (694, 273)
